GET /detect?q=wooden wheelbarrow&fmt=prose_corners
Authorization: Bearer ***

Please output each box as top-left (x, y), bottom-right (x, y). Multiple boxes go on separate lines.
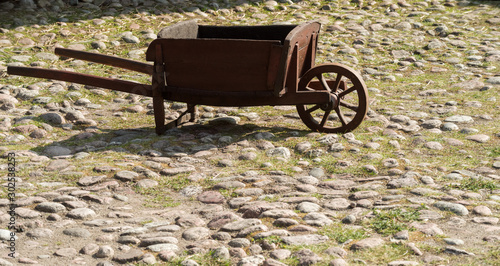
top-left (7, 20), bottom-right (368, 135)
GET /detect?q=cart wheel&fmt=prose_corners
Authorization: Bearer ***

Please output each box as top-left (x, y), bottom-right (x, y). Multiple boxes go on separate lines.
top-left (296, 63), bottom-right (368, 133)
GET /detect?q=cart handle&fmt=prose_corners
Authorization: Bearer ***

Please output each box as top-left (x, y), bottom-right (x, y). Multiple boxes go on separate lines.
top-left (7, 66), bottom-right (153, 97)
top-left (55, 48), bottom-right (154, 75)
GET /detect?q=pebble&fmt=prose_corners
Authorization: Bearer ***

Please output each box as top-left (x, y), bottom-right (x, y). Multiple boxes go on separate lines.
top-left (281, 234), bottom-right (328, 246)
top-left (54, 248), bottom-right (77, 257)
top-left (66, 208), bottom-right (97, 219)
top-left (26, 228), bottom-right (53, 239)
top-left (472, 206), bottom-right (492, 216)
top-left (34, 202), bottom-right (66, 213)
top-left (350, 237), bottom-right (384, 250)
top-left (433, 201), bottom-right (469, 216)
top-left (62, 228), bottom-right (91, 238)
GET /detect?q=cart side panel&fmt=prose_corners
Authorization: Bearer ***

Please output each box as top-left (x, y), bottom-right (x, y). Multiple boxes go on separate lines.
top-left (147, 39), bottom-right (282, 93)
top-left (274, 22), bottom-right (321, 96)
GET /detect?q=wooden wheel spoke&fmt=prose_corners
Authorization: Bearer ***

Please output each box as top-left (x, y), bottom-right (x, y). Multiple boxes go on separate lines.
top-left (339, 100), bottom-right (358, 111)
top-left (317, 74), bottom-right (331, 92)
top-left (338, 85), bottom-right (357, 98)
top-left (335, 107), bottom-right (347, 127)
top-left (331, 73), bottom-right (343, 93)
top-left (304, 86), bottom-right (316, 92)
top-left (320, 109), bottom-right (331, 127)
top-left (306, 104), bottom-right (321, 114)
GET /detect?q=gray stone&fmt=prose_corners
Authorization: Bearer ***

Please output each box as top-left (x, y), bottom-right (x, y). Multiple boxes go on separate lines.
top-left (39, 112), bottom-right (65, 124)
top-left (410, 222), bottom-right (443, 236)
top-left (342, 214), bottom-right (356, 224)
top-left (433, 201), bottom-right (469, 216)
top-left (330, 258), bottom-right (349, 266)
top-left (351, 191), bottom-right (380, 200)
top-left (16, 207), bottom-right (41, 219)
top-left (35, 202), bottom-right (66, 213)
top-left (44, 146), bottom-right (72, 157)
top-left (113, 248), bottom-right (144, 263)
top-left (266, 147), bottom-right (291, 159)
top-left (229, 238), bottom-right (251, 248)
top-left (424, 141), bottom-right (443, 150)
top-left (54, 248), bottom-right (77, 257)
top-left (0, 229), bottom-right (17, 241)
top-left (472, 206), bottom-right (492, 216)
top-left (324, 247), bottom-right (347, 257)
top-left (211, 247), bottom-right (230, 260)
top-left (466, 134), bottom-right (490, 143)
top-left (78, 175), bottom-right (106, 186)
top-left (114, 170), bottom-right (139, 181)
top-left (237, 255), bottom-right (266, 266)
top-left (95, 245), bottom-right (114, 258)
top-left (444, 238), bottom-right (464, 245)
top-left (323, 198), bottom-right (351, 210)
top-left (472, 217), bottom-right (499, 225)
top-left (394, 230), bottom-right (409, 240)
top-left (66, 208), bottom-right (97, 219)
top-left (63, 228), bottom-right (91, 238)
top-left (295, 142), bottom-right (312, 153)
top-left (26, 228), bottom-right (53, 239)
top-left (182, 227), bottom-right (210, 241)
top-left (350, 237), bottom-right (384, 250)
top-left (445, 115), bottom-right (474, 124)
top-left (136, 179), bottom-right (159, 188)
top-left (303, 212), bottom-right (333, 226)
top-left (281, 234), bottom-right (329, 245)
top-left (444, 246), bottom-right (475, 256)
top-left (260, 209), bottom-right (298, 218)
top-left (181, 259), bottom-right (199, 266)
top-left (0, 258), bottom-right (13, 266)
top-left (296, 202), bottom-right (321, 213)
top-left (387, 177), bottom-right (418, 188)
top-left (221, 219), bottom-right (262, 232)
top-left (197, 191), bottom-right (225, 204)
top-left (148, 244), bottom-right (179, 252)
top-left (309, 168), bottom-right (325, 178)
top-left (209, 116), bottom-right (240, 125)
top-left (486, 77), bottom-right (500, 84)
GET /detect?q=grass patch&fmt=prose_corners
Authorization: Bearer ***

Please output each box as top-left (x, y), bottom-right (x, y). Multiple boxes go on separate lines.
top-left (447, 177), bottom-right (499, 192)
top-left (489, 147), bottom-right (500, 158)
top-left (350, 243), bottom-right (416, 265)
top-left (136, 187), bottom-right (182, 208)
top-left (368, 207), bottom-right (421, 236)
top-left (318, 223), bottom-right (368, 244)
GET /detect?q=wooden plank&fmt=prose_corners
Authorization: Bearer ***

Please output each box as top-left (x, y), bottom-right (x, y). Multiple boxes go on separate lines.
top-left (164, 85), bottom-right (329, 106)
top-left (7, 66), bottom-right (152, 97)
top-left (274, 22), bottom-right (321, 95)
top-left (55, 48), bottom-right (153, 74)
top-left (147, 39), bottom-right (280, 92)
top-left (152, 44), bottom-right (166, 135)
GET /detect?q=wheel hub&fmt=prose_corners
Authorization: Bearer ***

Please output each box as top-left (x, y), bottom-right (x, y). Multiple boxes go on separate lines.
top-left (320, 93), bottom-right (338, 111)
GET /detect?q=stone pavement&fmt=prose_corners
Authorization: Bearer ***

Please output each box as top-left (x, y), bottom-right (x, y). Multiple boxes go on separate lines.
top-left (0, 0), bottom-right (499, 265)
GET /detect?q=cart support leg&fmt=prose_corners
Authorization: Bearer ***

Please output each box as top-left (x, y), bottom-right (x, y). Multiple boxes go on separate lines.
top-left (188, 104), bottom-right (198, 122)
top-left (152, 44), bottom-right (166, 135)
top-left (165, 104), bottom-right (197, 129)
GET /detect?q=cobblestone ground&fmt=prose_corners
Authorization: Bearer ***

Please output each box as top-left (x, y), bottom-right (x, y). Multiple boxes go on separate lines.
top-left (0, 0), bottom-right (499, 265)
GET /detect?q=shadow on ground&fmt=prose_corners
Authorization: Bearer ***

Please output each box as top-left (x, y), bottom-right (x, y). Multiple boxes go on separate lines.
top-left (30, 121), bottom-right (311, 158)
